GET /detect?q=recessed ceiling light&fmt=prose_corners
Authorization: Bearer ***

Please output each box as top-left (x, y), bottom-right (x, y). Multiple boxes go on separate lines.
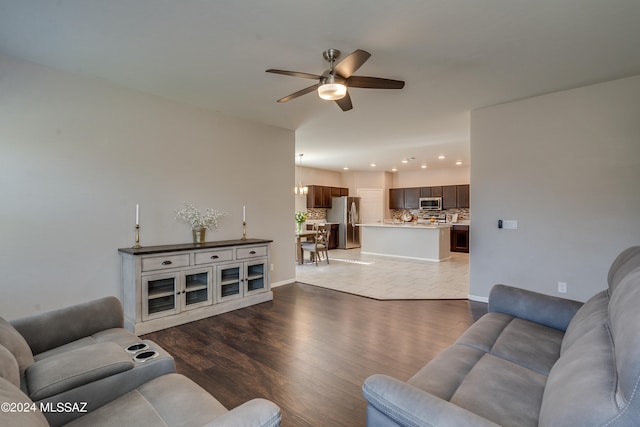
top-left (370, 163), bottom-right (376, 167)
top-left (391, 168), bottom-right (397, 172)
top-left (438, 155), bottom-right (446, 160)
top-left (456, 161), bottom-right (462, 165)
top-left (343, 167), bottom-right (349, 170)
top-left (421, 165), bottom-right (427, 169)
top-left (401, 159), bottom-right (408, 164)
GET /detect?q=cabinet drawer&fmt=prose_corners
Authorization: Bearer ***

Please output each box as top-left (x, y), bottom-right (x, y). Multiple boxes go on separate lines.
top-left (142, 254), bottom-right (190, 272)
top-left (236, 246), bottom-right (268, 259)
top-left (194, 249), bottom-right (233, 265)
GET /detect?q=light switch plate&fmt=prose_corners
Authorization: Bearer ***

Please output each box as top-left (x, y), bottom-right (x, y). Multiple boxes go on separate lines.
top-left (503, 220), bottom-right (518, 229)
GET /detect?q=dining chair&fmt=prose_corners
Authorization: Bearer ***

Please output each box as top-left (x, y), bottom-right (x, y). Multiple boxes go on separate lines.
top-left (301, 224), bottom-right (330, 266)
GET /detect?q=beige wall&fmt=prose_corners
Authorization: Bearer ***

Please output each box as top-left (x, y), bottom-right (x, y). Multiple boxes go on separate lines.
top-left (470, 75), bottom-right (640, 302)
top-left (392, 166), bottom-right (470, 187)
top-left (0, 54), bottom-right (296, 319)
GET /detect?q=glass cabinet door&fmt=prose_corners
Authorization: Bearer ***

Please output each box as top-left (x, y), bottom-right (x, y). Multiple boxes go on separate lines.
top-left (217, 263), bottom-right (243, 302)
top-left (142, 273), bottom-right (178, 320)
top-left (183, 268), bottom-right (212, 310)
top-left (245, 259), bottom-right (267, 295)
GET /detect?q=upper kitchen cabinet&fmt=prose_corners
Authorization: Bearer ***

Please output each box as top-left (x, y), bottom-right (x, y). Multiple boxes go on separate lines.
top-left (389, 188), bottom-right (420, 209)
top-left (430, 186), bottom-right (443, 197)
top-left (307, 185), bottom-right (324, 208)
top-left (456, 184), bottom-right (470, 208)
top-left (389, 188), bottom-right (404, 209)
top-left (404, 187), bottom-right (420, 208)
top-left (442, 185), bottom-right (458, 209)
top-left (307, 185), bottom-right (349, 208)
top-left (391, 184), bottom-right (470, 210)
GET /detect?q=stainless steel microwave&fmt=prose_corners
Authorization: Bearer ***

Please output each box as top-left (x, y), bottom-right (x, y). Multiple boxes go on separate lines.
top-left (419, 197), bottom-right (442, 210)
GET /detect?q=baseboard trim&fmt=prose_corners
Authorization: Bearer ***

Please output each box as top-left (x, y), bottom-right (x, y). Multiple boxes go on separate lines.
top-left (272, 278), bottom-right (296, 288)
top-left (469, 294), bottom-right (489, 303)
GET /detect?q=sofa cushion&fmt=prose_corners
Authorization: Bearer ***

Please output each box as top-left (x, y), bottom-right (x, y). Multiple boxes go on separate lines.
top-left (10, 296), bottom-right (125, 356)
top-left (607, 245), bottom-right (640, 294)
top-left (26, 341), bottom-right (134, 401)
top-left (64, 373), bottom-right (229, 427)
top-left (541, 264), bottom-right (640, 426)
top-left (408, 312), bottom-right (560, 427)
top-left (0, 377), bottom-right (48, 427)
top-left (456, 313), bottom-right (563, 375)
top-left (0, 344), bottom-right (20, 387)
top-left (561, 289), bottom-right (609, 354)
top-left (0, 317), bottom-right (34, 376)
top-left (540, 325), bottom-right (617, 426)
top-left (33, 328), bottom-right (139, 361)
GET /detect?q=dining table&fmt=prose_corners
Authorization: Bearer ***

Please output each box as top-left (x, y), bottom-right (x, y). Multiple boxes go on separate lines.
top-left (295, 229), bottom-right (316, 265)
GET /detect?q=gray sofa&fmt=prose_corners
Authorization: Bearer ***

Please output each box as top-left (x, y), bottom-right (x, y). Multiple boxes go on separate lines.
top-left (0, 296), bottom-right (281, 427)
top-left (363, 246), bottom-right (640, 426)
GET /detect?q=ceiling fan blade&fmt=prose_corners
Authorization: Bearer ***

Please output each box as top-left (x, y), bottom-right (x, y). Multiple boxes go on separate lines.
top-left (335, 91), bottom-right (353, 111)
top-left (347, 75), bottom-right (405, 89)
top-left (266, 69), bottom-right (321, 80)
top-left (277, 84), bottom-right (320, 103)
top-left (334, 49), bottom-right (371, 78)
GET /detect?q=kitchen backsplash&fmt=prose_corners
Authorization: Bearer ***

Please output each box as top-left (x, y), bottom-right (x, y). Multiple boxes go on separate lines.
top-left (306, 207), bottom-right (469, 222)
top-left (306, 208), bottom-right (328, 220)
top-left (390, 208), bottom-right (470, 222)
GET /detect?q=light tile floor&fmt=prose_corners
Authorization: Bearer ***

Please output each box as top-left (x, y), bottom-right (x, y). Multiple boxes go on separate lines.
top-left (295, 248), bottom-right (469, 300)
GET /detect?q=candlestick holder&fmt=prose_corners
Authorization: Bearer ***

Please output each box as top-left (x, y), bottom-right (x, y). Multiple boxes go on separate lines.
top-left (241, 221), bottom-right (247, 240)
top-left (133, 224), bottom-right (141, 249)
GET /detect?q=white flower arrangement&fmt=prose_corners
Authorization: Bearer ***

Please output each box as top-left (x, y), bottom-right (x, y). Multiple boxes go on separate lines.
top-left (176, 203), bottom-right (227, 230)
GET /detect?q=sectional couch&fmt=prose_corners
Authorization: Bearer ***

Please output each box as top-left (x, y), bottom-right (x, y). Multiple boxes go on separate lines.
top-left (363, 246), bottom-right (640, 426)
top-left (0, 296), bottom-right (281, 427)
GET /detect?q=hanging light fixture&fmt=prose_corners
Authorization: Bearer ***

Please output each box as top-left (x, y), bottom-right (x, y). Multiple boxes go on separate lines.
top-left (295, 154), bottom-right (308, 195)
top-left (317, 74), bottom-right (347, 100)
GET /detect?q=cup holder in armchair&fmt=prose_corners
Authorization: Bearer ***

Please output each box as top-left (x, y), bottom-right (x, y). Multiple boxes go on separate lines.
top-left (133, 350), bottom-right (159, 362)
top-left (125, 343), bottom-right (149, 354)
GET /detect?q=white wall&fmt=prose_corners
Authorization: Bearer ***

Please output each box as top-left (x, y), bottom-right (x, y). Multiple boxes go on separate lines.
top-left (0, 54), bottom-right (295, 319)
top-left (392, 167), bottom-right (470, 187)
top-left (470, 75), bottom-right (640, 302)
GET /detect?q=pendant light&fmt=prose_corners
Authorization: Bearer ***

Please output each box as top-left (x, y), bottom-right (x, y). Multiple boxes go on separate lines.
top-left (295, 154), bottom-right (308, 195)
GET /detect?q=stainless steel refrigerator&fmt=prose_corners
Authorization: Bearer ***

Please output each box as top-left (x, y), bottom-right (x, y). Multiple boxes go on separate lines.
top-left (327, 196), bottom-right (361, 249)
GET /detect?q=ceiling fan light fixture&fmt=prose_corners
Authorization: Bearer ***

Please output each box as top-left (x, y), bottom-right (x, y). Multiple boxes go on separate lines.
top-left (318, 83), bottom-right (347, 100)
top-left (317, 74), bottom-right (347, 100)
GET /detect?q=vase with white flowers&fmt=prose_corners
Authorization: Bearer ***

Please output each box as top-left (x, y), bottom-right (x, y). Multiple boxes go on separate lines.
top-left (176, 202), bottom-right (227, 244)
top-left (295, 211), bottom-right (308, 234)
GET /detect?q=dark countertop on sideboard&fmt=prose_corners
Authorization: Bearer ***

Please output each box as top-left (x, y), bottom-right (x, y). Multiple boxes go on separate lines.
top-left (118, 238), bottom-right (273, 255)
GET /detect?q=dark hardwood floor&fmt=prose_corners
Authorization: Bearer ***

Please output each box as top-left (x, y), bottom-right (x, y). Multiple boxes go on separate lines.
top-left (142, 283), bottom-right (487, 427)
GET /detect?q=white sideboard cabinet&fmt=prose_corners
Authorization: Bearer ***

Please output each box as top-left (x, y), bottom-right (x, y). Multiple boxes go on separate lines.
top-left (119, 238), bottom-right (272, 334)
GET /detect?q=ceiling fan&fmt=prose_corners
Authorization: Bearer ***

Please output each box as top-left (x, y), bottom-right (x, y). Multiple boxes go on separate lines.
top-left (266, 49), bottom-right (405, 111)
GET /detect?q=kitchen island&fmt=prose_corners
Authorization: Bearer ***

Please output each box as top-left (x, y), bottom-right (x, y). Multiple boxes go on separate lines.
top-left (358, 223), bottom-right (451, 262)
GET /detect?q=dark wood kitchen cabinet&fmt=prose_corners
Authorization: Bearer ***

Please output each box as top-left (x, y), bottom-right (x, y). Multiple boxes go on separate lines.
top-left (456, 184), bottom-right (470, 208)
top-left (306, 185), bottom-right (325, 208)
top-left (404, 187), bottom-right (420, 208)
top-left (442, 185), bottom-right (458, 209)
top-left (451, 225), bottom-right (469, 253)
top-left (307, 185), bottom-right (349, 208)
top-left (389, 188), bottom-right (404, 209)
top-left (389, 187), bottom-right (420, 209)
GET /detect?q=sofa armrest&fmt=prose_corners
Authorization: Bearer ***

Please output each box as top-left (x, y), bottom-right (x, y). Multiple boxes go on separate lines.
top-left (362, 374), bottom-right (500, 427)
top-left (26, 341), bottom-right (133, 401)
top-left (488, 284), bottom-right (583, 332)
top-left (10, 297), bottom-right (125, 355)
top-left (203, 398), bottom-right (281, 427)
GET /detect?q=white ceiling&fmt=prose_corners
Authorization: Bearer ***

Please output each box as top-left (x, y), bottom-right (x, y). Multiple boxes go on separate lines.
top-left (1, 1), bottom-right (639, 172)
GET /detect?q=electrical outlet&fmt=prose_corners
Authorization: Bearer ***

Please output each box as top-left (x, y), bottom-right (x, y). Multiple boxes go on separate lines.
top-left (270, 263), bottom-right (274, 272)
top-left (558, 281), bottom-right (567, 293)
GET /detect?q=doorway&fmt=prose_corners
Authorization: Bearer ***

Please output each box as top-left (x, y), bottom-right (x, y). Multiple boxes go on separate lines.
top-left (356, 188), bottom-right (383, 224)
